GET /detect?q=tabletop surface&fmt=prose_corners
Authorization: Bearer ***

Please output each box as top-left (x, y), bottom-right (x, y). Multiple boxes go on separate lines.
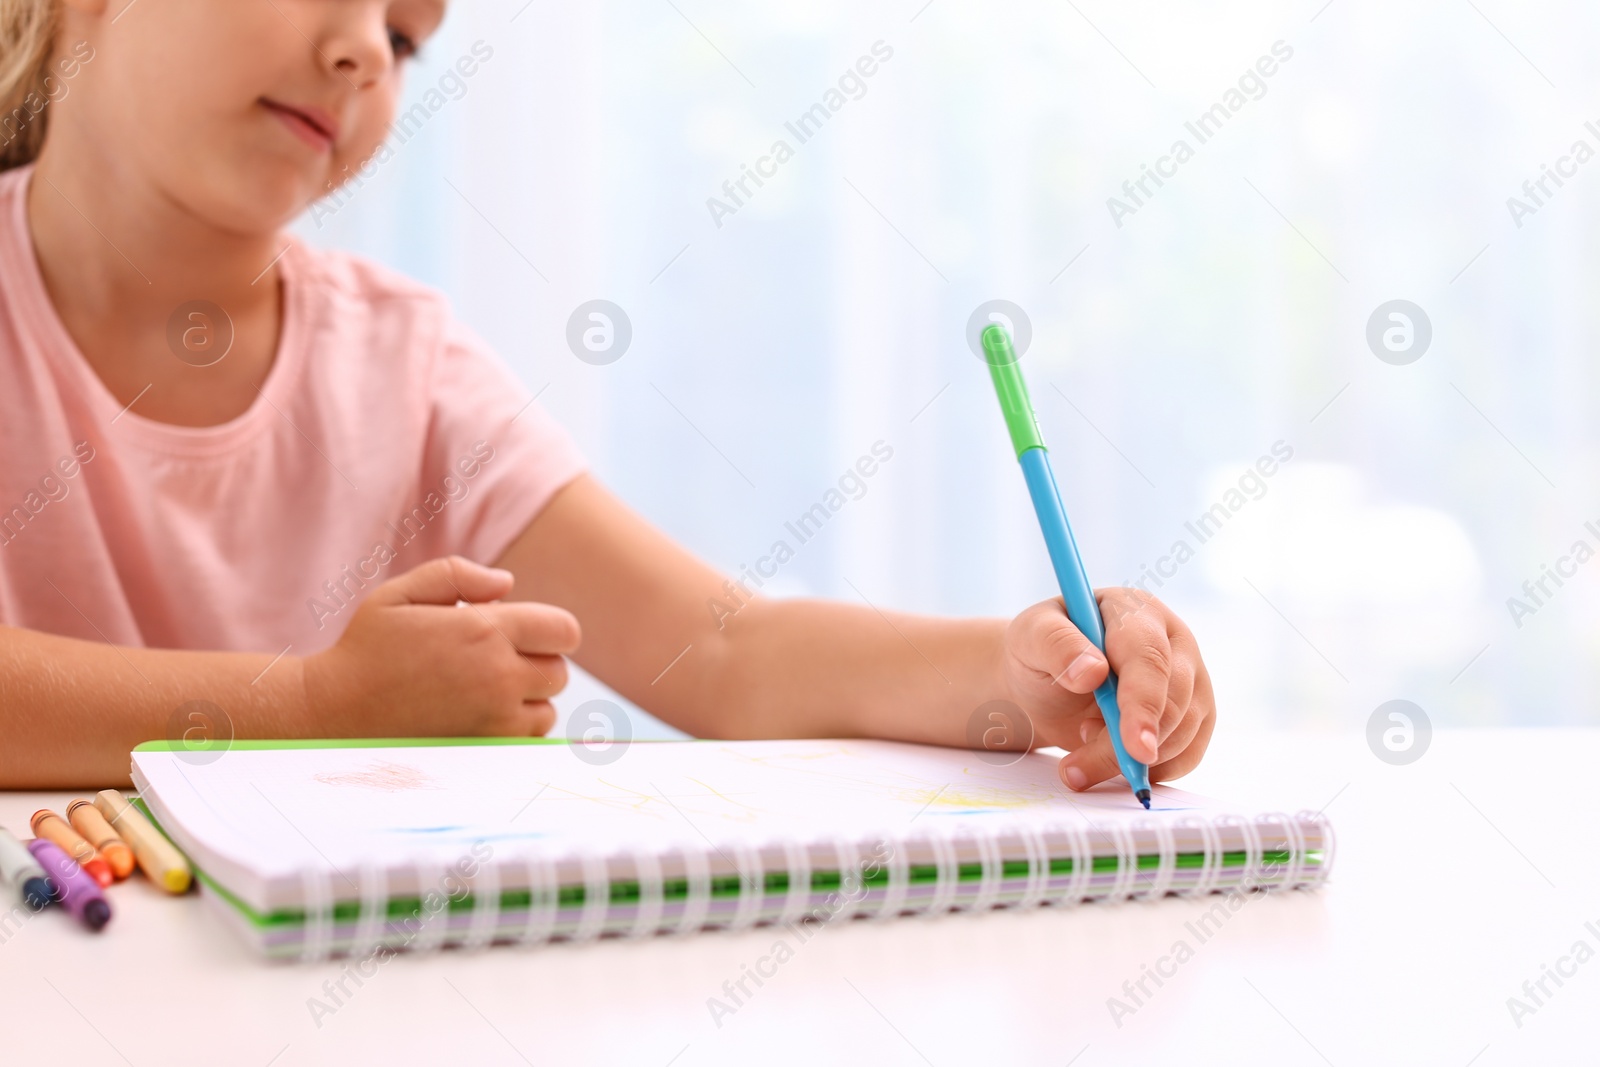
top-left (0, 727), bottom-right (1590, 1067)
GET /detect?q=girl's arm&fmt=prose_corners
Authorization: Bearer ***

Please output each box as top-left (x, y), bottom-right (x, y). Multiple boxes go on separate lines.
top-left (1, 475), bottom-right (1213, 790)
top-left (0, 558), bottom-right (578, 789)
top-left (496, 475), bottom-right (1216, 788)
top-left (0, 626), bottom-right (306, 788)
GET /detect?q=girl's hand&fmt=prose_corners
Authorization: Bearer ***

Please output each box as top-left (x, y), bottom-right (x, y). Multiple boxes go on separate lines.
top-left (302, 556), bottom-right (581, 738)
top-left (1002, 589), bottom-right (1216, 791)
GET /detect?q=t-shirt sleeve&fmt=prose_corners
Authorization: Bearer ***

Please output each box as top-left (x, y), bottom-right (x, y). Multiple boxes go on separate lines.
top-left (411, 316), bottom-right (586, 565)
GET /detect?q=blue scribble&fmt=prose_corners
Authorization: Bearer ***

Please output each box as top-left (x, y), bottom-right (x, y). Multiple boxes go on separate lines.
top-left (383, 827), bottom-right (548, 842)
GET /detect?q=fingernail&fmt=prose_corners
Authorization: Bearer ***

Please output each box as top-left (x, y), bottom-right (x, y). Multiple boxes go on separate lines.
top-left (1064, 764), bottom-right (1088, 790)
top-left (1063, 650), bottom-right (1105, 686)
top-left (1139, 729), bottom-right (1158, 759)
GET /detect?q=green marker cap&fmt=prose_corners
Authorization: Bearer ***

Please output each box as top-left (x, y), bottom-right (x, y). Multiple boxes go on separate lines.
top-left (980, 323), bottom-right (1046, 457)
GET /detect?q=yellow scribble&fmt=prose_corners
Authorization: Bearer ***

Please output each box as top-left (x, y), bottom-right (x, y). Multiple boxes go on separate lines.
top-left (899, 783), bottom-right (1055, 810)
top-left (682, 777), bottom-right (762, 822)
top-left (722, 744), bottom-right (855, 765)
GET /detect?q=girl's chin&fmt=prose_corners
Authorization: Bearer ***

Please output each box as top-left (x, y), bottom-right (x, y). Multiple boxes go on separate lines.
top-left (189, 162), bottom-right (329, 233)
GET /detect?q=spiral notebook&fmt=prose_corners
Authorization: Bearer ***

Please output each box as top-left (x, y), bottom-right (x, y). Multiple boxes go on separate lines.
top-left (129, 737), bottom-right (1335, 960)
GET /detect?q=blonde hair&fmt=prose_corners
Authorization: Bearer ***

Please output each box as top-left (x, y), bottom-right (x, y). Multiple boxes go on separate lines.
top-left (0, 0), bottom-right (58, 170)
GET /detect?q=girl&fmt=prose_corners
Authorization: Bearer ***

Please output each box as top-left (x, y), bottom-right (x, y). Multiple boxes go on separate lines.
top-left (0, 0), bottom-right (1214, 789)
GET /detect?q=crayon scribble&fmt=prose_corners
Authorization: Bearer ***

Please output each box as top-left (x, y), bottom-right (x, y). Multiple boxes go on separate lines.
top-left (313, 761), bottom-right (438, 792)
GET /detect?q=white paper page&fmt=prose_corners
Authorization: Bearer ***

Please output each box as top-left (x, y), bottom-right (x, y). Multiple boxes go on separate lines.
top-left (133, 739), bottom-right (1232, 888)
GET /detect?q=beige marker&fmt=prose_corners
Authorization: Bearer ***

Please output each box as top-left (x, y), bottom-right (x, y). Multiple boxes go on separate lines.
top-left (92, 790), bottom-right (192, 894)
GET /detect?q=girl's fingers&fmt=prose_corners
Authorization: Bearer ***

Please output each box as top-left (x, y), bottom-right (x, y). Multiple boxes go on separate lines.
top-left (1010, 599), bottom-right (1110, 694)
top-left (1098, 592), bottom-right (1171, 764)
top-left (1158, 627), bottom-right (1199, 740)
top-left (476, 601), bottom-right (583, 656)
top-left (1061, 631), bottom-right (1214, 790)
top-left (1151, 704), bottom-right (1216, 783)
top-left (1046, 592), bottom-right (1214, 791)
top-left (1151, 700), bottom-right (1205, 764)
top-left (518, 654), bottom-right (570, 701)
top-left (1062, 701), bottom-right (1213, 792)
top-left (520, 700), bottom-right (558, 737)
top-left (1057, 724), bottom-right (1125, 791)
top-left (1152, 664), bottom-right (1216, 779)
top-left (374, 555), bottom-right (514, 607)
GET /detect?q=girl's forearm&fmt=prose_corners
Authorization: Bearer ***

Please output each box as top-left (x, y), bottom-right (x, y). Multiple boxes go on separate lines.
top-left (0, 595), bottom-right (1005, 788)
top-left (495, 477), bottom-right (1011, 746)
top-left (696, 598), bottom-right (1010, 745)
top-left (0, 626), bottom-right (306, 788)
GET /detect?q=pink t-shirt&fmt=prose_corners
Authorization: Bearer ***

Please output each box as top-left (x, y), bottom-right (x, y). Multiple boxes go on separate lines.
top-left (0, 165), bottom-right (584, 655)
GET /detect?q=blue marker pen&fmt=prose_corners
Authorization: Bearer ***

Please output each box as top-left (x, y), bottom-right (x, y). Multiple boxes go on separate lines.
top-left (980, 323), bottom-right (1152, 808)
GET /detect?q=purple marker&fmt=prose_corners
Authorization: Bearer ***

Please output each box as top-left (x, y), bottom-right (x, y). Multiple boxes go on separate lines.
top-left (27, 838), bottom-right (111, 931)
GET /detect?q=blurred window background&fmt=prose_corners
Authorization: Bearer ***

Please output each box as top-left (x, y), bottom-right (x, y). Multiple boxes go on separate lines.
top-left (299, 0), bottom-right (1600, 735)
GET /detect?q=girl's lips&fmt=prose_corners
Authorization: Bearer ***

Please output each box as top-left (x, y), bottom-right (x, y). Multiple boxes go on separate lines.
top-left (261, 99), bottom-right (338, 152)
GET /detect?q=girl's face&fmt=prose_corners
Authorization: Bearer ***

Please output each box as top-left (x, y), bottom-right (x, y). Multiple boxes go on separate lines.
top-left (58, 0), bottom-right (445, 234)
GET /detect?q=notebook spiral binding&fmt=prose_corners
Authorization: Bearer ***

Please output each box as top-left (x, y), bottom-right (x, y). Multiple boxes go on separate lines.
top-left (292, 810), bottom-right (1333, 962)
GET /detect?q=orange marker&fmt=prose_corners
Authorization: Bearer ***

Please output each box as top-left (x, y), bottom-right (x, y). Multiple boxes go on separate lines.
top-left (66, 799), bottom-right (135, 881)
top-left (30, 810), bottom-right (113, 887)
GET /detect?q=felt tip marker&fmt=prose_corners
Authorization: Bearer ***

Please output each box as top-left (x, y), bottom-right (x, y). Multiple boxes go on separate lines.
top-left (31, 810), bottom-right (114, 887)
top-left (93, 790), bottom-right (192, 894)
top-left (980, 323), bottom-right (1152, 808)
top-left (66, 799), bottom-right (136, 882)
top-left (27, 838), bottom-right (111, 931)
top-left (0, 826), bottom-right (56, 910)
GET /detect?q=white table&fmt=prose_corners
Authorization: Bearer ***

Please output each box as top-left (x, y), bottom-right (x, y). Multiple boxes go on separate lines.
top-left (0, 728), bottom-right (1589, 1066)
